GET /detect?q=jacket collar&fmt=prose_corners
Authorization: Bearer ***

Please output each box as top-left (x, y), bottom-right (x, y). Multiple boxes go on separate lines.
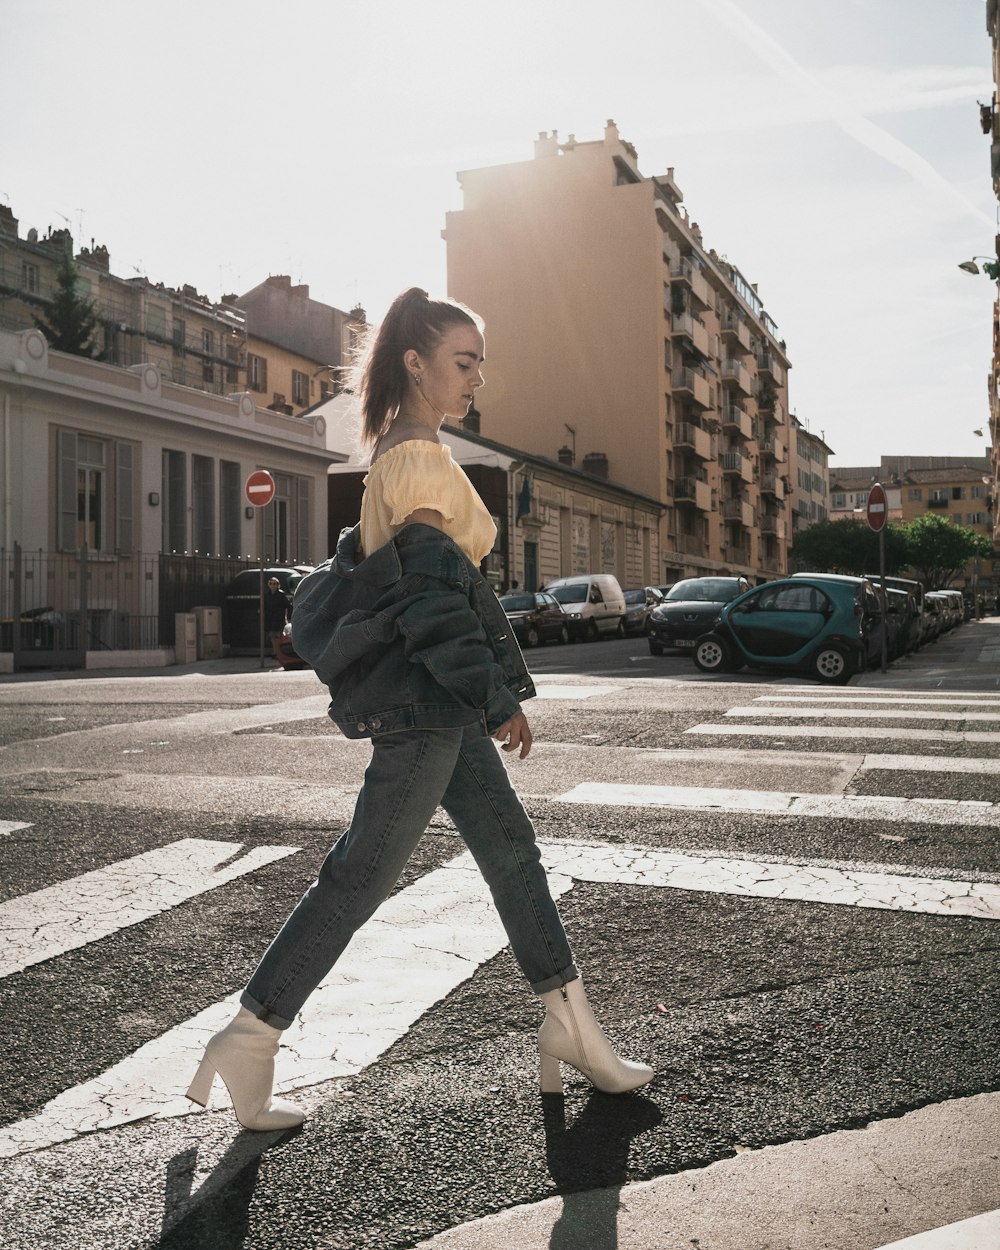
top-left (333, 523), bottom-right (467, 585)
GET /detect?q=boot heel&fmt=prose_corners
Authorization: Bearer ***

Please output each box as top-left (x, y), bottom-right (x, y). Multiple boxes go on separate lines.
top-left (186, 1054), bottom-right (216, 1107)
top-left (539, 1049), bottom-right (564, 1094)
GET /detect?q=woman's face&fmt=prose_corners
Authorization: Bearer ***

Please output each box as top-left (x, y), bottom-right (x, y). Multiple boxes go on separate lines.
top-left (416, 323), bottom-right (485, 418)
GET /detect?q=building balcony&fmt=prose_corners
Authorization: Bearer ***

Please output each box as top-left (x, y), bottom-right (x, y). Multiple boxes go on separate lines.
top-left (675, 421), bottom-right (712, 459)
top-left (720, 450), bottom-right (753, 482)
top-left (759, 436), bottom-right (786, 462)
top-left (671, 366), bottom-right (713, 409)
top-left (721, 358), bottom-right (752, 396)
top-left (927, 496), bottom-right (950, 508)
top-left (721, 497), bottom-right (755, 527)
top-left (672, 313), bottom-right (711, 357)
top-left (721, 405), bottom-right (753, 440)
top-left (723, 544), bottom-right (751, 567)
top-left (673, 476), bottom-right (712, 511)
top-left (757, 350), bottom-right (786, 386)
top-left (676, 531), bottom-right (708, 558)
top-left (721, 315), bottom-right (752, 353)
top-left (759, 513), bottom-right (783, 536)
top-left (671, 258), bottom-right (711, 308)
top-left (760, 473), bottom-right (786, 500)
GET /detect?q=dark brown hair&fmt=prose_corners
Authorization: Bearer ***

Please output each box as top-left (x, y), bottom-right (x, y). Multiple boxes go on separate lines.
top-left (355, 287), bottom-right (481, 446)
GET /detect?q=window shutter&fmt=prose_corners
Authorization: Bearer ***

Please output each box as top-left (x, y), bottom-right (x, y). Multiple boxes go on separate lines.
top-left (58, 429), bottom-right (78, 551)
top-left (297, 476), bottom-right (311, 562)
top-left (116, 441), bottom-right (134, 553)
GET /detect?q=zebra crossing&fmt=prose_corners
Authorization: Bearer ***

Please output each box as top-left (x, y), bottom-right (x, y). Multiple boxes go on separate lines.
top-left (1, 675), bottom-right (998, 1248)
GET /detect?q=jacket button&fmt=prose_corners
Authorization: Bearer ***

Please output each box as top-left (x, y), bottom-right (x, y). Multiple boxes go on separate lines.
top-left (370, 718), bottom-right (382, 729)
top-left (356, 722), bottom-right (366, 732)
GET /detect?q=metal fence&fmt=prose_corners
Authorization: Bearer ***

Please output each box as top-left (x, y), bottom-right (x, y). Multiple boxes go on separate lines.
top-left (1, 545), bottom-right (263, 669)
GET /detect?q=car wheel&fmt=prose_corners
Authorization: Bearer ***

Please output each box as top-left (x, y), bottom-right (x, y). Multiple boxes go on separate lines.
top-left (585, 619), bottom-right (599, 642)
top-left (558, 624), bottom-right (570, 645)
top-left (813, 644), bottom-right (853, 684)
top-left (694, 633), bottom-right (733, 673)
top-left (649, 640), bottom-right (663, 656)
top-left (525, 625), bottom-right (540, 648)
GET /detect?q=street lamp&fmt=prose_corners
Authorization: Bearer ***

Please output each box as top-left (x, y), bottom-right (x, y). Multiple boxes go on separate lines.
top-left (959, 256), bottom-right (1000, 278)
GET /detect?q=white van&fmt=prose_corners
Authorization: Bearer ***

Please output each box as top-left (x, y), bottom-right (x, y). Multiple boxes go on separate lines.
top-left (543, 574), bottom-right (627, 641)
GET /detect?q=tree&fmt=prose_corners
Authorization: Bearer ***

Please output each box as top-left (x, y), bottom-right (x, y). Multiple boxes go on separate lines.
top-left (33, 246), bottom-right (101, 357)
top-left (899, 512), bottom-right (992, 590)
top-left (791, 518), bottom-right (909, 576)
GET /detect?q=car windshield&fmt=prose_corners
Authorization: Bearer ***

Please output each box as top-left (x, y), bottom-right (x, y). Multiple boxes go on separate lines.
top-left (548, 585), bottom-right (588, 604)
top-left (500, 595), bottom-right (534, 611)
top-left (623, 590), bottom-right (645, 605)
top-left (665, 578), bottom-right (740, 603)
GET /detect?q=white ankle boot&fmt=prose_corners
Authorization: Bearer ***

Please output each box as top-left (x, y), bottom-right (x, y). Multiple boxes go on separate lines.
top-left (186, 1007), bottom-right (306, 1131)
top-left (538, 977), bottom-right (654, 1095)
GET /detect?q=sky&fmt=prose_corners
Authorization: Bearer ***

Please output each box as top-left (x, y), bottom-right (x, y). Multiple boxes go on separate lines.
top-left (2, 0), bottom-right (996, 467)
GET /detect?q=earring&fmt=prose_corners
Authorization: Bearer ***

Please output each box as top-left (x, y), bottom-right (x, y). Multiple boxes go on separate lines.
top-left (413, 374), bottom-right (422, 385)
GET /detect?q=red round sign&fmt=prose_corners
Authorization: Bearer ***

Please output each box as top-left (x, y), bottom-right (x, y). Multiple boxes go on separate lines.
top-left (245, 469), bottom-right (275, 507)
top-left (866, 482), bottom-right (887, 532)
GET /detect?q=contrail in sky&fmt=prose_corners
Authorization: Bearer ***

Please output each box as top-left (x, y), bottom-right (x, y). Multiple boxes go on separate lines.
top-left (695, 0), bottom-right (993, 228)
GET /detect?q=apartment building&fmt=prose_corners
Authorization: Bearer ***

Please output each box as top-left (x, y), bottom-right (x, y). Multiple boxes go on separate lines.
top-left (829, 469), bottom-right (902, 524)
top-left (901, 464), bottom-right (996, 593)
top-left (789, 417), bottom-right (833, 538)
top-left (984, 0), bottom-right (1000, 537)
top-left (445, 121), bottom-right (793, 584)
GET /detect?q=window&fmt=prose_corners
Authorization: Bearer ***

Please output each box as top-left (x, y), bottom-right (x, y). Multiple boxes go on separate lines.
top-left (172, 317), bottom-right (186, 356)
top-left (162, 449), bottom-right (187, 552)
top-left (247, 353), bottom-right (268, 393)
top-left (225, 339), bottom-right (240, 386)
top-left (756, 584), bottom-right (829, 613)
top-left (973, 484), bottom-right (988, 498)
top-left (21, 262), bottom-right (39, 294)
top-left (292, 370), bottom-right (309, 408)
top-left (56, 430), bottom-right (135, 553)
top-left (192, 455), bottom-right (215, 553)
top-left (147, 303), bottom-right (167, 340)
top-left (832, 493), bottom-right (846, 508)
top-left (201, 329), bottom-right (215, 383)
top-left (968, 512), bottom-right (987, 526)
top-left (262, 472), bottom-right (312, 563)
top-left (220, 461), bottom-right (242, 557)
top-left (952, 486), bottom-right (966, 500)
top-left (908, 488), bottom-right (923, 501)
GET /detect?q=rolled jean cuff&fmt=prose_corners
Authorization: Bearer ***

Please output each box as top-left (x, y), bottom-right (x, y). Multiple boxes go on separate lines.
top-left (239, 989), bottom-right (294, 1031)
top-left (531, 963), bottom-right (581, 995)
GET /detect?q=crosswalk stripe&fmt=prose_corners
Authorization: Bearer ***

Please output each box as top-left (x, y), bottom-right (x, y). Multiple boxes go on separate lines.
top-left (0, 838), bottom-right (300, 979)
top-left (686, 723), bottom-right (1000, 743)
top-left (727, 707), bottom-right (1000, 722)
top-left (754, 694), bottom-right (1000, 706)
top-left (0, 821), bottom-right (32, 836)
top-left (874, 1207), bottom-right (1000, 1249)
top-left (532, 683), bottom-right (622, 699)
top-left (2, 835), bottom-right (996, 1160)
top-left (555, 782), bottom-right (998, 825)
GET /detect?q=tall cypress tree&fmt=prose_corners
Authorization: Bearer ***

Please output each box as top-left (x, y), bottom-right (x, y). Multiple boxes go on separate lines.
top-left (33, 246), bottom-right (101, 357)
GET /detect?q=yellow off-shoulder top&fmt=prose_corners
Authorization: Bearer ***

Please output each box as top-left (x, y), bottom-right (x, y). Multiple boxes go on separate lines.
top-left (360, 441), bottom-right (497, 567)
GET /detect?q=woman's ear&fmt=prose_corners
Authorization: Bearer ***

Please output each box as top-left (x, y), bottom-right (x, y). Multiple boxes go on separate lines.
top-left (402, 348), bottom-right (421, 376)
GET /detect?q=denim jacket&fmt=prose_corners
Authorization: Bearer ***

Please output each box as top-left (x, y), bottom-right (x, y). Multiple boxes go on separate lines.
top-left (290, 523), bottom-right (535, 739)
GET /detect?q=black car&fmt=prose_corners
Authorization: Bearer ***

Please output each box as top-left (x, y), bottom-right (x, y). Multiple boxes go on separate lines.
top-left (647, 576), bottom-right (751, 655)
top-left (498, 591), bottom-right (570, 647)
top-left (622, 587), bottom-right (663, 636)
top-left (222, 566), bottom-right (313, 653)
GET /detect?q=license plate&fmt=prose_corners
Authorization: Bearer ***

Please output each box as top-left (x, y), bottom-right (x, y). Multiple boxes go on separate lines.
top-left (675, 639), bottom-right (695, 647)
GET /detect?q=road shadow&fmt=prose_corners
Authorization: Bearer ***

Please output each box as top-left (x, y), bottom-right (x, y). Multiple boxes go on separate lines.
top-left (152, 1125), bottom-right (301, 1250)
top-left (542, 1090), bottom-right (662, 1249)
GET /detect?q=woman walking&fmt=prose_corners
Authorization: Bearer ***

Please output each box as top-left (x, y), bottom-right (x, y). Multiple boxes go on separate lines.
top-left (186, 288), bottom-right (654, 1130)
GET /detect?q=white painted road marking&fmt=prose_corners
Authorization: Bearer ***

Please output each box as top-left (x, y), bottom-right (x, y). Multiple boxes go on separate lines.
top-left (555, 781), bottom-right (999, 825)
top-left (875, 1207), bottom-right (1000, 1249)
top-left (0, 838), bottom-right (300, 978)
top-left (727, 706), bottom-right (1000, 722)
top-left (686, 723), bottom-right (1000, 744)
top-left (0, 821), bottom-right (32, 836)
top-left (754, 694), bottom-right (1000, 706)
top-left (1, 837), bottom-right (996, 1159)
top-left (532, 683), bottom-right (622, 700)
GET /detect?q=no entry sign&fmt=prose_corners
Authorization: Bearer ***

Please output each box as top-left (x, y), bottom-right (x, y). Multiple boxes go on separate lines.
top-left (866, 481), bottom-right (887, 532)
top-left (245, 469), bottom-right (275, 507)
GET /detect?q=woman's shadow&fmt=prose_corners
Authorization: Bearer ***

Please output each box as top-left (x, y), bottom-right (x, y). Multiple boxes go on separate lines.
top-left (542, 1089), bottom-right (662, 1250)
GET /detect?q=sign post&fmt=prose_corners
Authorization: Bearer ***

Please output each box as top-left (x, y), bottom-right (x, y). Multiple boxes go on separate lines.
top-left (245, 470), bottom-right (276, 668)
top-left (866, 481), bottom-right (889, 673)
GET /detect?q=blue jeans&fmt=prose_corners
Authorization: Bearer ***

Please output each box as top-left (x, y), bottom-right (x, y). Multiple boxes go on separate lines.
top-left (242, 724), bottom-right (578, 1028)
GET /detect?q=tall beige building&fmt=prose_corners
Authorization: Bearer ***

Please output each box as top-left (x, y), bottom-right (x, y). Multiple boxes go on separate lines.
top-left (445, 121), bottom-right (793, 584)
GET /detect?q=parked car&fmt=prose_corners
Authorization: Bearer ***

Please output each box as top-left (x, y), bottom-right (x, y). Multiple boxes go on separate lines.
top-left (274, 620), bottom-right (309, 670)
top-left (866, 574), bottom-right (928, 649)
top-left (622, 587), bottom-right (663, 636)
top-left (543, 573), bottom-right (627, 641)
top-left (646, 576), bottom-right (751, 655)
top-left (498, 591), bottom-right (570, 647)
top-left (222, 566), bottom-right (313, 653)
top-left (879, 586), bottom-right (921, 659)
top-left (927, 589), bottom-right (964, 632)
top-left (693, 574), bottom-right (881, 684)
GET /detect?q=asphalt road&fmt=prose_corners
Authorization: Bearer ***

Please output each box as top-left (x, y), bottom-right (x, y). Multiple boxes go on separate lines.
top-left (0, 620), bottom-right (998, 1250)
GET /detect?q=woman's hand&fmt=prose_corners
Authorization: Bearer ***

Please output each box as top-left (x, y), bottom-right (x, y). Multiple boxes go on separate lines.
top-left (493, 712), bottom-right (532, 759)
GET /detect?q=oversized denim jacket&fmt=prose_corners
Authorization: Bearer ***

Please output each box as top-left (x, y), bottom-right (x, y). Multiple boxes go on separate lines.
top-left (290, 523), bottom-right (535, 739)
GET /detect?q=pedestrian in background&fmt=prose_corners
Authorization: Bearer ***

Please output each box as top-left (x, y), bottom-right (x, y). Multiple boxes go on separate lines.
top-left (263, 576), bottom-right (290, 643)
top-left (186, 288), bottom-right (653, 1130)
